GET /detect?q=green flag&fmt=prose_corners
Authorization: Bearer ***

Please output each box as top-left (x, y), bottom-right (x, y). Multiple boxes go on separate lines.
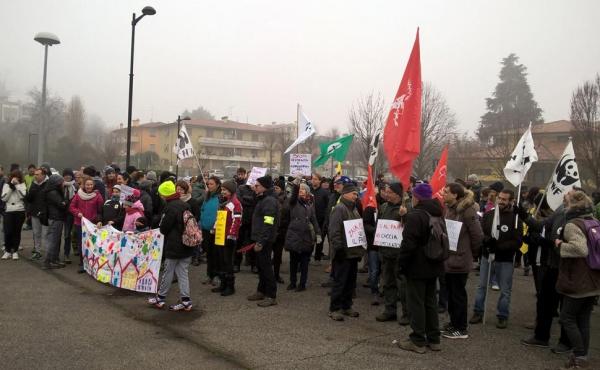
top-left (313, 134), bottom-right (354, 167)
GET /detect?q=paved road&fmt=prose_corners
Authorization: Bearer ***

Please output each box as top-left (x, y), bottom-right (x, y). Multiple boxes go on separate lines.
top-left (1, 231), bottom-right (598, 369)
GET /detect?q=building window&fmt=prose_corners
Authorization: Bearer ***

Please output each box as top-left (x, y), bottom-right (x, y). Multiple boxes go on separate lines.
top-left (252, 133), bottom-right (259, 141)
top-left (149, 128), bottom-right (156, 137)
top-left (223, 148), bottom-right (234, 157)
top-left (206, 128), bottom-right (213, 138)
top-left (251, 149), bottom-right (258, 158)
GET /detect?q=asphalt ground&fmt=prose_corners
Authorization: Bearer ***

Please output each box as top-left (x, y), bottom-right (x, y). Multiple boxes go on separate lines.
top-left (1, 231), bottom-right (598, 370)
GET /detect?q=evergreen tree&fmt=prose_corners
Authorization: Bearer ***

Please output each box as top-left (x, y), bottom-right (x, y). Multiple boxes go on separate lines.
top-left (181, 105), bottom-right (215, 120)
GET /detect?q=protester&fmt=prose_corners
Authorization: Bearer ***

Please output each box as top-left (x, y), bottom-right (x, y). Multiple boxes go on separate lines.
top-left (362, 185), bottom-right (380, 305)
top-left (470, 189), bottom-right (522, 329)
top-left (121, 189), bottom-right (145, 232)
top-left (103, 166), bottom-right (118, 199)
top-left (284, 181), bottom-right (321, 292)
top-left (191, 176), bottom-right (206, 205)
top-left (1, 170), bottom-right (27, 260)
top-left (247, 175), bottom-right (279, 307)
top-left (395, 183), bottom-right (445, 353)
top-left (69, 177), bottom-right (104, 273)
top-left (441, 183), bottom-right (483, 339)
top-left (236, 169), bottom-right (257, 273)
top-left (99, 184), bottom-right (125, 230)
top-left (61, 168), bottom-right (77, 263)
top-left (322, 175), bottom-right (352, 284)
top-left (25, 167), bottom-right (48, 260)
top-left (83, 166), bottom-right (106, 199)
top-left (0, 165), bottom-right (5, 253)
top-left (272, 177), bottom-right (287, 284)
top-left (147, 180), bottom-right (194, 311)
top-left (177, 179), bottom-right (201, 266)
top-left (311, 172), bottom-right (330, 263)
top-left (24, 164), bottom-right (36, 190)
top-left (138, 180), bottom-right (154, 223)
top-left (554, 190), bottom-right (600, 369)
top-left (117, 172), bottom-right (131, 187)
top-left (466, 174), bottom-right (482, 205)
top-left (328, 183), bottom-right (364, 321)
top-left (200, 176), bottom-right (221, 285)
top-left (43, 174), bottom-right (67, 269)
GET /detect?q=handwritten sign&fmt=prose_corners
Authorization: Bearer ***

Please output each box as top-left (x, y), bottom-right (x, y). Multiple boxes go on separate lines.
top-left (290, 154), bottom-right (312, 177)
top-left (246, 167), bottom-right (267, 186)
top-left (344, 219), bottom-right (367, 248)
top-left (445, 219), bottom-right (463, 252)
top-left (119, 184), bottom-right (134, 203)
top-left (374, 219), bottom-right (403, 248)
top-left (215, 210), bottom-right (227, 246)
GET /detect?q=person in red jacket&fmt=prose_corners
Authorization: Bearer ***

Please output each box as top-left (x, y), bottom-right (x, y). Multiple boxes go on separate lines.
top-left (212, 180), bottom-right (243, 296)
top-left (69, 177), bottom-right (104, 273)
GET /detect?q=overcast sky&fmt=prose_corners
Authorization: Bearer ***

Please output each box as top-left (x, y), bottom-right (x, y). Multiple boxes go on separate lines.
top-left (1, 0), bottom-right (598, 135)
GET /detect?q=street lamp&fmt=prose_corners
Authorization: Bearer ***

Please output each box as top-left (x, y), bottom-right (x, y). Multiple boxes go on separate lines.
top-left (126, 5), bottom-right (156, 169)
top-left (175, 115), bottom-right (191, 179)
top-left (34, 32), bottom-right (60, 165)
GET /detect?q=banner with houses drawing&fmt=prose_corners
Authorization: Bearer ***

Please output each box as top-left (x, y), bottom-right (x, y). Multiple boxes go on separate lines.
top-left (81, 218), bottom-right (164, 293)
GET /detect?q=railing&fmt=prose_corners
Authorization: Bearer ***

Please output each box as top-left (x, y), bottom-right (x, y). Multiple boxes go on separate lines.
top-left (197, 136), bottom-right (264, 149)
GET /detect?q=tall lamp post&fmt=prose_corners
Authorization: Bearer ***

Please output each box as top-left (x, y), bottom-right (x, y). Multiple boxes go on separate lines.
top-left (126, 6), bottom-right (156, 169)
top-left (175, 115), bottom-right (191, 179)
top-left (34, 32), bottom-right (60, 165)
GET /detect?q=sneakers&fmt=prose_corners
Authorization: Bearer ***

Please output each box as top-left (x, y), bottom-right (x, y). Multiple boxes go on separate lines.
top-left (342, 309), bottom-right (359, 318)
top-left (491, 284), bottom-right (500, 291)
top-left (562, 356), bottom-right (588, 369)
top-left (169, 300), bottom-right (193, 312)
top-left (394, 339), bottom-right (426, 354)
top-left (427, 343), bottom-right (441, 351)
top-left (520, 336), bottom-right (549, 348)
top-left (552, 342), bottom-right (573, 354)
top-left (442, 329), bottom-right (469, 339)
top-left (469, 313), bottom-right (483, 324)
top-left (63, 256), bottom-right (72, 264)
top-left (376, 312), bottom-right (397, 322)
top-left (398, 315), bottom-right (411, 326)
top-left (1, 252), bottom-right (10, 260)
top-left (329, 311), bottom-right (344, 321)
top-left (496, 318), bottom-right (508, 329)
top-left (257, 297), bottom-right (277, 307)
top-left (147, 296), bottom-right (166, 309)
top-left (247, 292), bottom-right (265, 301)
top-left (31, 251), bottom-right (42, 260)
top-left (12, 252), bottom-right (19, 260)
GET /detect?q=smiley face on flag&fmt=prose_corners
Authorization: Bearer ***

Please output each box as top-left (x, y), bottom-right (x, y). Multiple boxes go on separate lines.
top-left (327, 142), bottom-right (342, 155)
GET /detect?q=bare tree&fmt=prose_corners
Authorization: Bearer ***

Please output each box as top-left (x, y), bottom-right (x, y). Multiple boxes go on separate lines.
top-left (263, 128), bottom-right (278, 172)
top-left (276, 126), bottom-right (294, 174)
top-left (65, 95), bottom-right (86, 145)
top-left (570, 74), bottom-right (600, 187)
top-left (349, 92), bottom-right (385, 174)
top-left (413, 83), bottom-right (457, 179)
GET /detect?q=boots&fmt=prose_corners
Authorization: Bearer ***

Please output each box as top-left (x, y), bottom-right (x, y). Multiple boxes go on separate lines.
top-left (211, 274), bottom-right (226, 293)
top-left (221, 274), bottom-right (235, 296)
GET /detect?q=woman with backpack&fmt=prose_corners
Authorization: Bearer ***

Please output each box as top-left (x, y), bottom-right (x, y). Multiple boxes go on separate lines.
top-left (147, 181), bottom-right (195, 311)
top-left (555, 190), bottom-right (600, 369)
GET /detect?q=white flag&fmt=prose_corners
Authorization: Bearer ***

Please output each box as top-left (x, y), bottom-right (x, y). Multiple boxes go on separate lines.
top-left (491, 204), bottom-right (500, 240)
top-left (368, 129), bottom-right (383, 166)
top-left (546, 140), bottom-right (581, 210)
top-left (503, 123), bottom-right (538, 187)
top-left (284, 105), bottom-right (316, 154)
top-left (173, 123), bottom-right (195, 164)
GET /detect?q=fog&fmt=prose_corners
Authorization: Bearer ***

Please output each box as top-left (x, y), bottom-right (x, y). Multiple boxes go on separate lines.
top-left (1, 0), bottom-right (598, 133)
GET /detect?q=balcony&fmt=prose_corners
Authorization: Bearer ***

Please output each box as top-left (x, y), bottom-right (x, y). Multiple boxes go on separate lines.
top-left (197, 136), bottom-right (264, 149)
top-left (198, 153), bottom-right (267, 163)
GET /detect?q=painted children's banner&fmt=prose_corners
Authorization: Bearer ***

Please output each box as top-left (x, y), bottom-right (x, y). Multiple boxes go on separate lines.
top-left (444, 219), bottom-right (463, 252)
top-left (344, 219), bottom-right (367, 248)
top-left (81, 217), bottom-right (164, 293)
top-left (374, 219), bottom-right (403, 248)
top-left (290, 154), bottom-right (312, 176)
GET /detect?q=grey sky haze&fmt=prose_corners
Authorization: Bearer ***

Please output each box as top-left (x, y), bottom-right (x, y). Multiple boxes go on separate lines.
top-left (1, 0), bottom-right (599, 135)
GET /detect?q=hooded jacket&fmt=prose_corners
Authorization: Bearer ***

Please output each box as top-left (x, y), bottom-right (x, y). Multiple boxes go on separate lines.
top-left (284, 184), bottom-right (321, 254)
top-left (160, 198), bottom-right (194, 259)
top-left (481, 205), bottom-right (523, 263)
top-left (523, 206), bottom-right (565, 269)
top-left (200, 190), bottom-right (220, 231)
top-left (123, 200), bottom-right (145, 232)
top-left (138, 180), bottom-right (154, 222)
top-left (398, 199), bottom-right (445, 279)
top-left (218, 194), bottom-right (242, 240)
top-left (444, 191), bottom-right (484, 273)
top-left (25, 176), bottom-right (48, 216)
top-left (328, 196), bottom-right (365, 260)
top-left (101, 197), bottom-right (125, 230)
top-left (378, 201), bottom-right (404, 258)
top-left (311, 186), bottom-right (330, 227)
top-left (237, 184), bottom-right (256, 227)
top-left (69, 190), bottom-right (104, 226)
top-left (2, 182), bottom-right (27, 213)
top-left (251, 188), bottom-right (279, 246)
top-left (45, 175), bottom-right (67, 221)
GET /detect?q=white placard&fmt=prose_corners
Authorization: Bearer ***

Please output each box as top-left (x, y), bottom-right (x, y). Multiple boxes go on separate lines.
top-left (445, 219), bottom-right (463, 252)
top-left (374, 219), bottom-right (403, 248)
top-left (290, 154), bottom-right (312, 177)
top-left (246, 167), bottom-right (268, 186)
top-left (119, 184), bottom-right (134, 203)
top-left (344, 219), bottom-right (367, 248)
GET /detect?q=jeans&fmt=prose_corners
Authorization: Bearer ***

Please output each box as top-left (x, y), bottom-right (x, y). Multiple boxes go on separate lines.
top-left (446, 273), bottom-right (468, 331)
top-left (560, 296), bottom-right (595, 357)
top-left (202, 229), bottom-right (217, 279)
top-left (158, 257), bottom-right (192, 300)
top-left (407, 278), bottom-right (440, 346)
top-left (63, 213), bottom-right (74, 257)
top-left (3, 211), bottom-right (26, 253)
top-left (329, 257), bottom-right (359, 312)
top-left (367, 250), bottom-right (380, 294)
top-left (256, 243), bottom-right (277, 298)
top-left (31, 216), bottom-right (48, 253)
top-left (474, 257), bottom-right (514, 319)
top-left (45, 220), bottom-right (64, 264)
top-left (289, 250), bottom-right (311, 287)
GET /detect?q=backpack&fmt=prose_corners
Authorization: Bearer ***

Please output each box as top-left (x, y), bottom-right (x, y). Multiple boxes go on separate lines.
top-left (573, 218), bottom-right (600, 270)
top-left (182, 210), bottom-right (202, 247)
top-left (421, 211), bottom-right (450, 262)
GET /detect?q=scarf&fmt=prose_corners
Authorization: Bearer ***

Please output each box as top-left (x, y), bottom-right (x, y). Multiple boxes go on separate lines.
top-left (565, 206), bottom-right (594, 221)
top-left (34, 176), bottom-right (49, 186)
top-left (77, 188), bottom-right (98, 201)
top-left (164, 192), bottom-right (181, 202)
top-left (63, 180), bottom-right (76, 200)
top-left (180, 193), bottom-right (192, 203)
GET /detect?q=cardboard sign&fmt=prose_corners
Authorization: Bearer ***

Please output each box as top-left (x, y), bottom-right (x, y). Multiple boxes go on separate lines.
top-left (215, 210), bottom-right (227, 246)
top-left (246, 167), bottom-right (267, 186)
top-left (344, 219), bottom-right (367, 248)
top-left (374, 219), bottom-right (403, 248)
top-left (445, 219), bottom-right (463, 252)
top-left (290, 154), bottom-right (312, 177)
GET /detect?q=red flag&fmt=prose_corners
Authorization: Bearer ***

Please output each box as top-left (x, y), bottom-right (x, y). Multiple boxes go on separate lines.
top-left (383, 29), bottom-right (422, 188)
top-left (362, 165), bottom-right (378, 209)
top-left (430, 145), bottom-right (448, 195)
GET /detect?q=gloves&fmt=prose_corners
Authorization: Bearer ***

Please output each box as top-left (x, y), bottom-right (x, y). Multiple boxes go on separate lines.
top-left (8, 182), bottom-right (15, 190)
top-left (316, 235), bottom-right (322, 244)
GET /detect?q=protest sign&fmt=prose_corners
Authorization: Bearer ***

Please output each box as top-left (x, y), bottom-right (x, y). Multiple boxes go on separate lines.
top-left (246, 167), bottom-right (267, 186)
top-left (215, 210), bottom-right (227, 246)
top-left (81, 218), bottom-right (164, 293)
top-left (290, 154), bottom-right (312, 177)
top-left (119, 184), bottom-right (134, 203)
top-left (344, 219), bottom-right (367, 248)
top-left (444, 219), bottom-right (463, 252)
top-left (374, 219), bottom-right (403, 248)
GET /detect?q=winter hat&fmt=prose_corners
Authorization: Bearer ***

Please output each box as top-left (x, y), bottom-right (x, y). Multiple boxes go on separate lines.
top-left (299, 183), bottom-right (311, 194)
top-left (159, 171), bottom-right (176, 184)
top-left (489, 181), bottom-right (504, 193)
top-left (341, 183), bottom-right (359, 195)
top-left (274, 177), bottom-right (286, 190)
top-left (388, 182), bottom-right (404, 197)
top-left (256, 175), bottom-right (273, 189)
top-left (146, 171), bottom-right (157, 182)
top-left (222, 180), bottom-right (237, 195)
top-left (413, 183), bottom-right (433, 200)
top-left (62, 168), bottom-right (74, 178)
top-left (123, 189), bottom-right (141, 206)
top-left (112, 184), bottom-right (122, 191)
top-left (158, 181), bottom-right (176, 198)
top-left (334, 176), bottom-right (352, 185)
top-left (467, 174), bottom-right (479, 182)
top-left (104, 166), bottom-right (115, 175)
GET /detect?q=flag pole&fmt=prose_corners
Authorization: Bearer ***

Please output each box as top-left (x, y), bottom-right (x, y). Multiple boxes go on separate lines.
top-left (193, 150), bottom-right (208, 189)
top-left (514, 123), bottom-right (531, 228)
top-left (296, 103), bottom-right (300, 154)
top-left (175, 115), bottom-right (182, 180)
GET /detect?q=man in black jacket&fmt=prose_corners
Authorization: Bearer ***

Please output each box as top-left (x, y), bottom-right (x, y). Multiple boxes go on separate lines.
top-left (247, 175), bottom-right (279, 307)
top-left (43, 174), bottom-right (67, 269)
top-left (396, 183), bottom-right (445, 354)
top-left (25, 168), bottom-right (48, 260)
top-left (311, 173), bottom-right (330, 263)
top-left (470, 189), bottom-right (522, 329)
top-left (0, 165), bottom-right (5, 253)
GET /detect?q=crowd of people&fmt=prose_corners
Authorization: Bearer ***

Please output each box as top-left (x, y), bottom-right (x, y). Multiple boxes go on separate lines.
top-left (1, 163), bottom-right (599, 369)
